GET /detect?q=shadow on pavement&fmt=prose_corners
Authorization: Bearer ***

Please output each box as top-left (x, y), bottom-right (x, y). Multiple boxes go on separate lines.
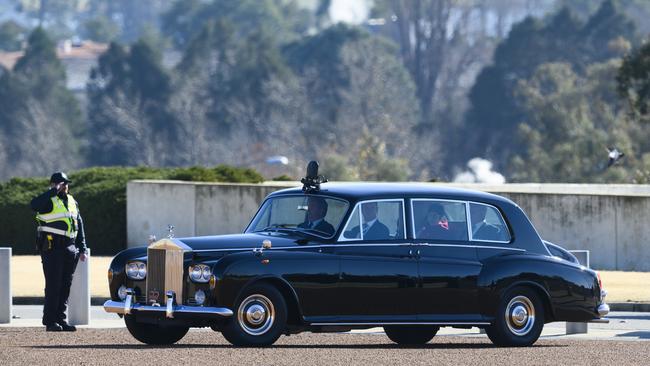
top-left (614, 331), bottom-right (650, 339)
top-left (607, 314), bottom-right (650, 320)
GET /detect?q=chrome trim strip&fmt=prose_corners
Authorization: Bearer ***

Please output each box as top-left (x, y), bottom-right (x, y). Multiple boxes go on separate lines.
top-left (103, 300), bottom-right (234, 317)
top-left (193, 243), bottom-right (525, 253)
top-left (421, 243), bottom-right (525, 252)
top-left (465, 201), bottom-right (473, 242)
top-left (310, 322), bottom-right (491, 326)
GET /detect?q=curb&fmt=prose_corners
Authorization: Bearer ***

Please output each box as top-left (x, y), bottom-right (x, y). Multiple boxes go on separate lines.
top-left (13, 297), bottom-right (110, 306)
top-left (609, 302), bottom-right (650, 312)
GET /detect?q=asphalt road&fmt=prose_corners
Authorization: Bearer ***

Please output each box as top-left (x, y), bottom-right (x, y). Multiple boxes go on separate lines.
top-left (1, 327), bottom-right (650, 366)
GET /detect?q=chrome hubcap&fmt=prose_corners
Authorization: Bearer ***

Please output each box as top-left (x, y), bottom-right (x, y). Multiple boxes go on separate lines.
top-left (246, 304), bottom-right (266, 325)
top-left (505, 295), bottom-right (535, 336)
top-left (237, 294), bottom-right (275, 336)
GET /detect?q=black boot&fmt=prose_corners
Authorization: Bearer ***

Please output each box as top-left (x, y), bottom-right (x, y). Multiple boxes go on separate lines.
top-left (59, 322), bottom-right (77, 332)
top-left (45, 323), bottom-right (63, 332)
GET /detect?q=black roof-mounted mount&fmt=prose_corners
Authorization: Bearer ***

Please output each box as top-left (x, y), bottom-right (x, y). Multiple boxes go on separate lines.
top-left (301, 160), bottom-right (328, 193)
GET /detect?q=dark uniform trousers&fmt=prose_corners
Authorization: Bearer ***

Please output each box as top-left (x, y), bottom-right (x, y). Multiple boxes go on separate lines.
top-left (39, 234), bottom-right (80, 326)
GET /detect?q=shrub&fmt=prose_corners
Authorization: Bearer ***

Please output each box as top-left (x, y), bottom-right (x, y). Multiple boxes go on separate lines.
top-left (0, 165), bottom-right (263, 255)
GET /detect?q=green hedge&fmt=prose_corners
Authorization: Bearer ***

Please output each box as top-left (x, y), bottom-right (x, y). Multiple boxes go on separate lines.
top-left (0, 166), bottom-right (263, 256)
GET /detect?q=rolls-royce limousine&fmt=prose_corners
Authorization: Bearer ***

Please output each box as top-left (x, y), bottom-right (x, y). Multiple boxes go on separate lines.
top-left (104, 162), bottom-right (609, 347)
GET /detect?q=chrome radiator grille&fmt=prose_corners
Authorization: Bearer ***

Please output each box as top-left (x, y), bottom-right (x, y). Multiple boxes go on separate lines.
top-left (146, 248), bottom-right (166, 304)
top-left (146, 240), bottom-right (186, 305)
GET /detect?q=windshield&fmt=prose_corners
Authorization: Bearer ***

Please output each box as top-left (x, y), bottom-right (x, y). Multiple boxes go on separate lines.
top-left (247, 195), bottom-right (349, 238)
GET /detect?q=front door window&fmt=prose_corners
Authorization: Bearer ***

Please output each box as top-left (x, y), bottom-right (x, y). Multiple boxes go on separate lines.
top-left (340, 200), bottom-right (405, 241)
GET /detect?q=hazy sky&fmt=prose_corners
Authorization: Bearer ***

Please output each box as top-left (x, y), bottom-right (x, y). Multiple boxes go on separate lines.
top-left (329, 0), bottom-right (370, 24)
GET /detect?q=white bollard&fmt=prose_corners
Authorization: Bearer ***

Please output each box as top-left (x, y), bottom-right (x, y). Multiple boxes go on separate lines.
top-left (566, 250), bottom-right (590, 335)
top-left (68, 249), bottom-right (90, 326)
top-left (0, 248), bottom-right (11, 324)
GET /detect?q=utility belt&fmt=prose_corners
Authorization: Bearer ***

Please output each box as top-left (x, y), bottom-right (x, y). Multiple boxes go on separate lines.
top-left (37, 228), bottom-right (77, 253)
top-left (37, 226), bottom-right (77, 239)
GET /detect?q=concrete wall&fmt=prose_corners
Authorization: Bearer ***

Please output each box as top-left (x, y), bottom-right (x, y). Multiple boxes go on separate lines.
top-left (127, 181), bottom-right (650, 271)
top-left (127, 180), bottom-right (294, 246)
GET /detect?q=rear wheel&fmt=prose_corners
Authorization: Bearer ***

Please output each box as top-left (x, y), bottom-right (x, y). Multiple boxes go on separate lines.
top-left (384, 325), bottom-right (439, 345)
top-left (221, 283), bottom-right (287, 347)
top-left (124, 314), bottom-right (189, 345)
top-left (485, 286), bottom-right (544, 347)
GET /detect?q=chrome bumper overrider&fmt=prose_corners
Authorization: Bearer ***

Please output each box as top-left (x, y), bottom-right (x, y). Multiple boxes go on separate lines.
top-left (597, 303), bottom-right (610, 317)
top-left (597, 289), bottom-right (610, 318)
top-left (103, 288), bottom-right (233, 318)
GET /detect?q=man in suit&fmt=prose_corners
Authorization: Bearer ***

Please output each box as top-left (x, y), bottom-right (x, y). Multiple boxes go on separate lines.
top-left (346, 202), bottom-right (390, 240)
top-left (470, 204), bottom-right (503, 241)
top-left (298, 196), bottom-right (335, 236)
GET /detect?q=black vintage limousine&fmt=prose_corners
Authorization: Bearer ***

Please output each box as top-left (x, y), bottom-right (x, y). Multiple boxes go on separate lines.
top-left (104, 164), bottom-right (609, 347)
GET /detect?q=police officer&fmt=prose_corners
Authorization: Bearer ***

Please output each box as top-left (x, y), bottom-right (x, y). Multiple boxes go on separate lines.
top-left (30, 172), bottom-right (87, 332)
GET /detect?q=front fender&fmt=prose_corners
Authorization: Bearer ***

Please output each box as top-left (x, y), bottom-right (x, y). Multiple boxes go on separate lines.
top-left (212, 250), bottom-right (336, 318)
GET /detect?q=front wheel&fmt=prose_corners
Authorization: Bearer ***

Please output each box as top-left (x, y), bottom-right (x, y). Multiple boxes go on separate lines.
top-left (124, 314), bottom-right (189, 345)
top-left (384, 325), bottom-right (439, 345)
top-left (221, 283), bottom-right (287, 347)
top-left (485, 286), bottom-right (544, 347)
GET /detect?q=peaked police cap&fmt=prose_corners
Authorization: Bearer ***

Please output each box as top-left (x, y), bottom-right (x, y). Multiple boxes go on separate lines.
top-left (50, 172), bottom-right (72, 184)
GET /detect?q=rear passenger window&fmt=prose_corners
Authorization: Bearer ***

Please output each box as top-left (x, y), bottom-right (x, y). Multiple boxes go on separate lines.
top-left (469, 203), bottom-right (511, 242)
top-left (412, 200), bottom-right (468, 241)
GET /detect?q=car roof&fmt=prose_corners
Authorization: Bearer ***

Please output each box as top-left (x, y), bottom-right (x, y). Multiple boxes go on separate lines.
top-left (268, 182), bottom-right (514, 206)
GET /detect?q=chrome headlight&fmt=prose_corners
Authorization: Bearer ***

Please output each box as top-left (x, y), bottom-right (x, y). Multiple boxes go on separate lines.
top-left (126, 261), bottom-right (146, 280)
top-left (189, 264), bottom-right (211, 283)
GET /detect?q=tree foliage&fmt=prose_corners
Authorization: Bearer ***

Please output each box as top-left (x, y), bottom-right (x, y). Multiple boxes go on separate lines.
top-left (618, 41), bottom-right (650, 121)
top-left (86, 39), bottom-right (174, 166)
top-left (464, 1), bottom-right (637, 170)
top-left (161, 0), bottom-right (310, 49)
top-left (0, 20), bottom-right (26, 51)
top-left (510, 61), bottom-right (648, 183)
top-left (0, 27), bottom-right (82, 180)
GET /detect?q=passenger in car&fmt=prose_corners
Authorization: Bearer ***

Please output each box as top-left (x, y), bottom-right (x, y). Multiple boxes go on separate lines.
top-left (471, 204), bottom-right (503, 241)
top-left (298, 197), bottom-right (335, 236)
top-left (416, 204), bottom-right (451, 239)
top-left (345, 202), bottom-right (390, 240)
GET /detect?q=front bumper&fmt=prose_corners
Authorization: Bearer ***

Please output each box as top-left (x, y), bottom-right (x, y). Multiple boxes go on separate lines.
top-left (103, 288), bottom-right (233, 319)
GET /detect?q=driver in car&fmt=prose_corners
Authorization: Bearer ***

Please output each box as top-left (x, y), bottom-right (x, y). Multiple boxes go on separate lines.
top-left (298, 197), bottom-right (335, 236)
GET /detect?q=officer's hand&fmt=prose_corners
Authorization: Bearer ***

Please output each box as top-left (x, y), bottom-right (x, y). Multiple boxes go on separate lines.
top-left (79, 253), bottom-right (87, 262)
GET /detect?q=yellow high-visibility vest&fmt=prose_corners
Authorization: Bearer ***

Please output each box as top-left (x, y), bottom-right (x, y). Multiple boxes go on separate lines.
top-left (36, 195), bottom-right (78, 238)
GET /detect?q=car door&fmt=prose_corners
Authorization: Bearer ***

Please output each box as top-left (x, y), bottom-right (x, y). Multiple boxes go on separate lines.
top-left (332, 199), bottom-right (420, 322)
top-left (411, 199), bottom-right (483, 321)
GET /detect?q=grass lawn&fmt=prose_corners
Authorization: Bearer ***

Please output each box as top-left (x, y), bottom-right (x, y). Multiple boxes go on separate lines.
top-left (12, 255), bottom-right (112, 298)
top-left (9, 256), bottom-right (650, 303)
